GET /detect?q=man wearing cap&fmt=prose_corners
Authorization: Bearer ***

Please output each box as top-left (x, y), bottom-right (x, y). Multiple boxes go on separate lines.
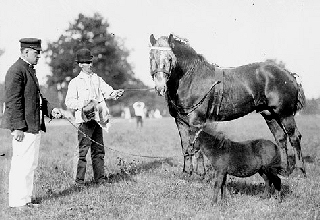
top-left (65, 48), bottom-right (124, 186)
top-left (1, 38), bottom-right (63, 210)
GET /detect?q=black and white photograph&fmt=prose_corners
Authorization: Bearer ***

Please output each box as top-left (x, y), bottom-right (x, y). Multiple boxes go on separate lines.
top-left (0, 0), bottom-right (320, 219)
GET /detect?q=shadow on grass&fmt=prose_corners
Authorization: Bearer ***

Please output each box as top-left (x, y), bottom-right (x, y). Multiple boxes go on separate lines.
top-left (36, 157), bottom-right (176, 202)
top-left (226, 180), bottom-right (291, 199)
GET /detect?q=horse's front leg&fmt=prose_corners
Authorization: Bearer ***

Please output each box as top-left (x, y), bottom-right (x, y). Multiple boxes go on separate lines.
top-left (175, 118), bottom-right (194, 175)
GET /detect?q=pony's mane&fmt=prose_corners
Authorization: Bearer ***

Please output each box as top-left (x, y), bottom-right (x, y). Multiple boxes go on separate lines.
top-left (201, 130), bottom-right (230, 149)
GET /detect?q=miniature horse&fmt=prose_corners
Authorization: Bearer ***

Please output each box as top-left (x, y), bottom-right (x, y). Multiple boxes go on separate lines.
top-left (195, 131), bottom-right (283, 203)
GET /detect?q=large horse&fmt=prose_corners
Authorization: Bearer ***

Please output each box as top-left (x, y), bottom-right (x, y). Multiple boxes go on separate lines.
top-left (149, 34), bottom-right (306, 177)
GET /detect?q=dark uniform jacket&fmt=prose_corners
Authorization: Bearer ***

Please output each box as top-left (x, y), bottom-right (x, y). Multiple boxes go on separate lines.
top-left (1, 58), bottom-right (53, 133)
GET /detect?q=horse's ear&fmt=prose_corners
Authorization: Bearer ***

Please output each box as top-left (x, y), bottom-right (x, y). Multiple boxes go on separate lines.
top-left (150, 34), bottom-right (156, 46)
top-left (168, 34), bottom-right (174, 44)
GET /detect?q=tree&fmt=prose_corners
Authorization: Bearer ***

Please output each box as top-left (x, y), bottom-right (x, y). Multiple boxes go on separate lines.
top-left (44, 13), bottom-right (145, 108)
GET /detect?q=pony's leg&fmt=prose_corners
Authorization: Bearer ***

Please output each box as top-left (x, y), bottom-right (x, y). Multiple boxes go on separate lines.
top-left (281, 116), bottom-right (306, 177)
top-left (258, 171), bottom-right (272, 199)
top-left (269, 172), bottom-right (282, 202)
top-left (221, 173), bottom-right (227, 201)
top-left (175, 119), bottom-right (193, 175)
top-left (261, 112), bottom-right (289, 175)
top-left (195, 150), bottom-right (206, 178)
top-left (212, 171), bottom-right (225, 204)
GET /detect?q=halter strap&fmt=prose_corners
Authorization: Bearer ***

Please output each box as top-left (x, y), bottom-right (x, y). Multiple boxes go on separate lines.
top-left (150, 46), bottom-right (172, 51)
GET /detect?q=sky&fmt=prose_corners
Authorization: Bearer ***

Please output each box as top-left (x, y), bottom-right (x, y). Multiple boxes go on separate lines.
top-left (0, 0), bottom-right (320, 99)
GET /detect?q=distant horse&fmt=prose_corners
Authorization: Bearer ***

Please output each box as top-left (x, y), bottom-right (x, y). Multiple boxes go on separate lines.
top-left (195, 131), bottom-right (283, 203)
top-left (149, 34), bottom-right (306, 177)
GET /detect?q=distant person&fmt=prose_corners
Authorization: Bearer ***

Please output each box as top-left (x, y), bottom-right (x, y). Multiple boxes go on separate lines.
top-left (123, 107), bottom-right (131, 120)
top-left (0, 38), bottom-right (62, 210)
top-left (65, 48), bottom-right (124, 186)
top-left (153, 109), bottom-right (162, 118)
top-left (132, 101), bottom-right (145, 127)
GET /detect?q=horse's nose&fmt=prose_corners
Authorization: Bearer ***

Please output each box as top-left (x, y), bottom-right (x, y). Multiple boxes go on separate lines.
top-left (155, 85), bottom-right (166, 96)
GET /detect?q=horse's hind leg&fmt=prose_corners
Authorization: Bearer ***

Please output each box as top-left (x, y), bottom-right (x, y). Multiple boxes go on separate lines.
top-left (261, 111), bottom-right (289, 175)
top-left (281, 116), bottom-right (306, 177)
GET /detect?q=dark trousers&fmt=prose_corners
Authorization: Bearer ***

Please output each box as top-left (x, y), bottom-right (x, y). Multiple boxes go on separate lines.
top-left (136, 116), bottom-right (143, 127)
top-left (76, 120), bottom-right (105, 183)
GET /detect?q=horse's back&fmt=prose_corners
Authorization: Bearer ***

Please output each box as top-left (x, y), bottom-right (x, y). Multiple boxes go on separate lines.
top-left (220, 62), bottom-right (301, 117)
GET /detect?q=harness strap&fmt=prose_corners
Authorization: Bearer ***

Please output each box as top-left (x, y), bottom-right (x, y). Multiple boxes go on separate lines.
top-left (210, 67), bottom-right (224, 118)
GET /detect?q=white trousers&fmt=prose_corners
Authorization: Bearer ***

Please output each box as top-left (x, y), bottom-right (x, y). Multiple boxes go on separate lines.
top-left (9, 132), bottom-right (41, 207)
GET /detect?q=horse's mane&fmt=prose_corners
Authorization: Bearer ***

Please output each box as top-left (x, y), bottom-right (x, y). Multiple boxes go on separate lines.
top-left (170, 34), bottom-right (207, 63)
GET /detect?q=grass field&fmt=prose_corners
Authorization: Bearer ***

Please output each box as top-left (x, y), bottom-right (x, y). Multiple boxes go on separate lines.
top-left (1, 113), bottom-right (320, 220)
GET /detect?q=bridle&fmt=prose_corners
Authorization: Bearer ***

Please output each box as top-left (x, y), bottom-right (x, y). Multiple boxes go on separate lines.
top-left (150, 45), bottom-right (222, 157)
top-left (150, 46), bottom-right (173, 80)
top-left (150, 45), bottom-right (222, 116)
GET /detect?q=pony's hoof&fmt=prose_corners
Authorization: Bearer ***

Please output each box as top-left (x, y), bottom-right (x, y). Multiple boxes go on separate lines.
top-left (274, 191), bottom-right (282, 203)
top-left (291, 168), bottom-right (307, 178)
top-left (260, 193), bottom-right (271, 199)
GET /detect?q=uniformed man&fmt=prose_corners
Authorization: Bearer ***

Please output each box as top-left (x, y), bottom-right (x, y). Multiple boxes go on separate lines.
top-left (1, 38), bottom-right (62, 210)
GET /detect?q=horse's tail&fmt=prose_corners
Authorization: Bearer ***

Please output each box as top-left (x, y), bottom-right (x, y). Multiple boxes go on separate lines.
top-left (291, 73), bottom-right (306, 112)
top-left (287, 71), bottom-right (306, 112)
top-left (296, 84), bottom-right (306, 112)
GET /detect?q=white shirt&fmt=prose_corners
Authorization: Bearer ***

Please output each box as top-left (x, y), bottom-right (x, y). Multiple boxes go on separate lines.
top-left (133, 102), bottom-right (145, 117)
top-left (65, 71), bottom-right (114, 123)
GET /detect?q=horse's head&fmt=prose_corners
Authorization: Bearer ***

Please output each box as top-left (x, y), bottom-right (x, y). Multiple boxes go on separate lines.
top-left (149, 34), bottom-right (177, 96)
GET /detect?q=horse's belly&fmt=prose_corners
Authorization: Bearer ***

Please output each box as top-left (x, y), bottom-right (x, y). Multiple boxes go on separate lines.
top-left (215, 100), bottom-right (255, 121)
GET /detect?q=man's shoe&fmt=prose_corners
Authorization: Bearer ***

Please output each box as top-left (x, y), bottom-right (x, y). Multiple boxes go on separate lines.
top-left (10, 202), bottom-right (40, 211)
top-left (26, 202), bottom-right (40, 208)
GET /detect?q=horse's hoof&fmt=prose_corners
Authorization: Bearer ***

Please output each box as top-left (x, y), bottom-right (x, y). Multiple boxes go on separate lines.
top-left (278, 169), bottom-right (290, 178)
top-left (291, 168), bottom-right (307, 178)
top-left (182, 170), bottom-right (193, 177)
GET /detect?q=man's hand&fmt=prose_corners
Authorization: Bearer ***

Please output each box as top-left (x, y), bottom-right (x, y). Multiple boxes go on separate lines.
top-left (52, 108), bottom-right (63, 119)
top-left (82, 100), bottom-right (96, 121)
top-left (12, 130), bottom-right (24, 142)
top-left (111, 89), bottom-right (125, 100)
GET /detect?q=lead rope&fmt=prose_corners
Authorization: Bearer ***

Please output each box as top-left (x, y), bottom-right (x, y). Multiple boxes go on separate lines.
top-left (60, 116), bottom-right (175, 159)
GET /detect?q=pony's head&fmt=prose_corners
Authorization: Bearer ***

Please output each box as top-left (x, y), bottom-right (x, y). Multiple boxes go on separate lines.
top-left (149, 34), bottom-right (177, 96)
